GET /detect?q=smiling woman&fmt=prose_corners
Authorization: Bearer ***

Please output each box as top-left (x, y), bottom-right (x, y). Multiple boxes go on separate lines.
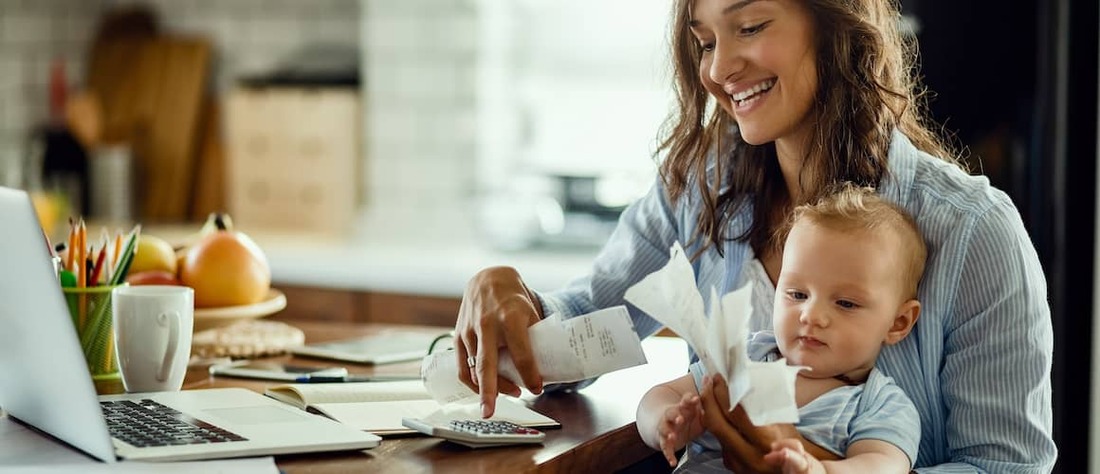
top-left (453, 0), bottom-right (1055, 471)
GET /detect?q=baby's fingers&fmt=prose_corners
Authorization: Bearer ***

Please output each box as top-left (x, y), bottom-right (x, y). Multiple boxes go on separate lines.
top-left (767, 440), bottom-right (810, 474)
top-left (678, 395), bottom-right (702, 414)
top-left (660, 434), bottom-right (679, 467)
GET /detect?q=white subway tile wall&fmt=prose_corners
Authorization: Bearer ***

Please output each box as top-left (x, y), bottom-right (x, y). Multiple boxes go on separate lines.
top-left (0, 0), bottom-right (478, 237)
top-left (0, 0), bottom-right (106, 187)
top-left (360, 0), bottom-right (479, 239)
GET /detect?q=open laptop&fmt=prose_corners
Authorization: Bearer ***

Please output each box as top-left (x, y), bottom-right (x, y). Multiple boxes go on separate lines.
top-left (0, 187), bottom-right (381, 462)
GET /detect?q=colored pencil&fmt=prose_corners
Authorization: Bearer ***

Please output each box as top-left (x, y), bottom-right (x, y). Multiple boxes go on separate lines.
top-left (65, 218), bottom-right (75, 272)
top-left (89, 246), bottom-right (107, 287)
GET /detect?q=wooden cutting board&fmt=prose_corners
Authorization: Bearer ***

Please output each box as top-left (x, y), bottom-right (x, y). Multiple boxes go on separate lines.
top-left (86, 36), bottom-right (210, 222)
top-left (138, 38), bottom-right (210, 221)
top-left (190, 96), bottom-right (226, 220)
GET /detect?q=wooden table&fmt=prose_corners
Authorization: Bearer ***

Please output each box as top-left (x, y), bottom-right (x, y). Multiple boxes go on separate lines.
top-left (183, 320), bottom-right (689, 473)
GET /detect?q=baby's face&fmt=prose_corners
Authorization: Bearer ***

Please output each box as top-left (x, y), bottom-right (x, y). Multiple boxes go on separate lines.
top-left (773, 222), bottom-right (909, 382)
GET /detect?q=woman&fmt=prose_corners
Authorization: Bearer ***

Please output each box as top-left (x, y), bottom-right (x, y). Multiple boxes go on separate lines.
top-left (454, 0), bottom-right (1056, 471)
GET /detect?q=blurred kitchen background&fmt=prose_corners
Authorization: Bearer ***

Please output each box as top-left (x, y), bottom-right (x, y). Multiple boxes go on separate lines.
top-left (0, 0), bottom-right (1096, 471)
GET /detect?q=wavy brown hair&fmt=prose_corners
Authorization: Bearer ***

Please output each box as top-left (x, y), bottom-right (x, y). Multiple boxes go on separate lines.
top-left (658, 0), bottom-right (958, 257)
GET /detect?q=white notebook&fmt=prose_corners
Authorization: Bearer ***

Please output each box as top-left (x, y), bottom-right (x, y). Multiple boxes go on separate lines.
top-left (288, 332), bottom-right (447, 365)
top-left (265, 381), bottom-right (558, 436)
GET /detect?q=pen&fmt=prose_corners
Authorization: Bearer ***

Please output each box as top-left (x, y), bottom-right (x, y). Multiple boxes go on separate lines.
top-left (293, 374), bottom-right (421, 383)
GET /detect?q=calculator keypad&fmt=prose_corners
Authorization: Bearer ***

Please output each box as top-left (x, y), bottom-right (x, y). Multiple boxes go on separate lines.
top-left (448, 420), bottom-right (542, 436)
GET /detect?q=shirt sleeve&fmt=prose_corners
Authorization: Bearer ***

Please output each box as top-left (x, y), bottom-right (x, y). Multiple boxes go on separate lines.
top-left (917, 198), bottom-right (1056, 473)
top-left (537, 177), bottom-right (682, 339)
top-left (849, 375), bottom-right (921, 468)
top-left (533, 178), bottom-right (683, 392)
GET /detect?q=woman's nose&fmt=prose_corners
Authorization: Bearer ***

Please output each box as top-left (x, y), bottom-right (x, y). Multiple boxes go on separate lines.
top-left (708, 41), bottom-right (745, 86)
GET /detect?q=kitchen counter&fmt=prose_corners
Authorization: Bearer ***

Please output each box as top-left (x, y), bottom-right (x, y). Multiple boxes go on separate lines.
top-left (147, 224), bottom-right (600, 299)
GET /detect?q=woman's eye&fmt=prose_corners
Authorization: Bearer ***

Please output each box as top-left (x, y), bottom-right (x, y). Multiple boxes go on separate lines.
top-left (739, 21), bottom-right (769, 36)
top-left (699, 42), bottom-right (715, 53)
top-left (836, 300), bottom-right (858, 309)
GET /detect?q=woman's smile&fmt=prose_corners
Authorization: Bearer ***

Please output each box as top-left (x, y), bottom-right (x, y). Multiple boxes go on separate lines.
top-left (728, 78), bottom-right (777, 113)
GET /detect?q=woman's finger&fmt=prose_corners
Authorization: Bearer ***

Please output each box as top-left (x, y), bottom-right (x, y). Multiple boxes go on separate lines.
top-left (499, 296), bottom-right (543, 394)
top-left (498, 375), bottom-right (521, 398)
top-left (476, 324), bottom-right (500, 418)
top-left (699, 376), bottom-right (759, 472)
top-left (454, 333), bottom-right (475, 390)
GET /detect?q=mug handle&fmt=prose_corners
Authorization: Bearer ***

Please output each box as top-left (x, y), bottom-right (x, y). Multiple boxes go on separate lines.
top-left (156, 311), bottom-right (181, 382)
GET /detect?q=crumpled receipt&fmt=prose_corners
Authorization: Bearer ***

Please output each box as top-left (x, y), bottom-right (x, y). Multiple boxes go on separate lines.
top-left (421, 306), bottom-right (648, 404)
top-left (623, 242), bottom-right (803, 425)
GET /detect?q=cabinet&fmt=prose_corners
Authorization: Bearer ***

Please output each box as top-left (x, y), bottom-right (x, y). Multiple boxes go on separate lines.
top-left (272, 284), bottom-right (460, 328)
top-left (224, 88), bottom-right (360, 233)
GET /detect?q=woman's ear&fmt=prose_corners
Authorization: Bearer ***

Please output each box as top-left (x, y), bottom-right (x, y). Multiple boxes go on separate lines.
top-left (884, 299), bottom-right (921, 345)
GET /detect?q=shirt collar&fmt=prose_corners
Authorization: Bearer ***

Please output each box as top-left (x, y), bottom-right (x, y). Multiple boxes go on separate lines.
top-left (880, 129), bottom-right (920, 209)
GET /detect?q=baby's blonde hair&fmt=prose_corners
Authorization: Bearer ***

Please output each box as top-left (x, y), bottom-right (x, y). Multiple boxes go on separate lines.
top-left (778, 183), bottom-right (927, 298)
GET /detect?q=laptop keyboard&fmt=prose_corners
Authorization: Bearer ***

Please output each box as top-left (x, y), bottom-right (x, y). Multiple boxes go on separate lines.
top-left (101, 399), bottom-right (248, 448)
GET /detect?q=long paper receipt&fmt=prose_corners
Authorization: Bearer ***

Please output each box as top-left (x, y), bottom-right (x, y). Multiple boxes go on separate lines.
top-left (421, 306), bottom-right (648, 404)
top-left (623, 242), bottom-right (802, 425)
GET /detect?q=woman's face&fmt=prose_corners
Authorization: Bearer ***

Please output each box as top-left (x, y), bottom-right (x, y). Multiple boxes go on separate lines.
top-left (689, 0), bottom-right (818, 146)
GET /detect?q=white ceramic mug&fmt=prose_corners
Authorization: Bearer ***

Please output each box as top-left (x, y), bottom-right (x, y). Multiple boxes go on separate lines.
top-left (112, 285), bottom-right (194, 393)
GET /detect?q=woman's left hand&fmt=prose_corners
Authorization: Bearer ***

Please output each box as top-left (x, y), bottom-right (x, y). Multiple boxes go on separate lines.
top-left (698, 375), bottom-right (800, 473)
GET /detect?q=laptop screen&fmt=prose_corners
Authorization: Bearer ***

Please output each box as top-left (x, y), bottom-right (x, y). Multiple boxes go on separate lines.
top-left (0, 187), bottom-right (117, 462)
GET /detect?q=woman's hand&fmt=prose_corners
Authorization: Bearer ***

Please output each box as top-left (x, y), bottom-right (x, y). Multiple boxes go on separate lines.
top-left (764, 439), bottom-right (826, 474)
top-left (454, 266), bottom-right (545, 418)
top-left (698, 375), bottom-right (803, 473)
top-left (657, 392), bottom-right (705, 467)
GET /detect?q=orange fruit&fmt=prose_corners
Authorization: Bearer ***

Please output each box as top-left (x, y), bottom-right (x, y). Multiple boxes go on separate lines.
top-left (179, 231), bottom-right (270, 308)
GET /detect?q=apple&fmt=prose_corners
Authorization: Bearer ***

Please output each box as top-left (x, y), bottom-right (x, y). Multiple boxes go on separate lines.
top-left (126, 270), bottom-right (183, 286)
top-left (130, 235), bottom-right (178, 275)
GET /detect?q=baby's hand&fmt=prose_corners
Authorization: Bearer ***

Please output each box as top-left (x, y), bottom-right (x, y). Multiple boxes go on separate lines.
top-left (764, 439), bottom-right (826, 474)
top-left (656, 392), bottom-right (704, 467)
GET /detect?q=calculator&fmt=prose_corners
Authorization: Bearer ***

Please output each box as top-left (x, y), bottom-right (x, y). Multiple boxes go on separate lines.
top-left (401, 418), bottom-right (546, 448)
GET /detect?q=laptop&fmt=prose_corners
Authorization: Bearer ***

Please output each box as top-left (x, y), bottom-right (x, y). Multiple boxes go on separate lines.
top-left (0, 187), bottom-right (381, 462)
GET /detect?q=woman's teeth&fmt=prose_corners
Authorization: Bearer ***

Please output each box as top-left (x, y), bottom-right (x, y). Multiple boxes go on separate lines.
top-left (731, 79), bottom-right (776, 107)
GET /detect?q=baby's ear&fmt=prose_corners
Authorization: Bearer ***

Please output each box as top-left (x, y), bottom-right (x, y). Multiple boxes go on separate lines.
top-left (884, 299), bottom-right (921, 345)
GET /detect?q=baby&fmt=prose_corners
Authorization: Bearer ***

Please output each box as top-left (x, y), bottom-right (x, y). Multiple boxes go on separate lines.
top-left (638, 184), bottom-right (925, 473)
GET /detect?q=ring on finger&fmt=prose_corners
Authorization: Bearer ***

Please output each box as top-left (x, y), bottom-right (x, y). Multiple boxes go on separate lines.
top-left (466, 356), bottom-right (477, 368)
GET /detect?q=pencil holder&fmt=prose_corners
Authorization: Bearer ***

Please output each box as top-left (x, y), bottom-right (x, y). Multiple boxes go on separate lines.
top-left (63, 284), bottom-right (128, 393)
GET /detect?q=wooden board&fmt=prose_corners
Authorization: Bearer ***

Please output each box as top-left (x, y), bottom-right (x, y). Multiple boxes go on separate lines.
top-left (190, 96), bottom-right (227, 220)
top-left (138, 38), bottom-right (210, 221)
top-left (86, 36), bottom-right (210, 222)
top-left (86, 38), bottom-right (154, 144)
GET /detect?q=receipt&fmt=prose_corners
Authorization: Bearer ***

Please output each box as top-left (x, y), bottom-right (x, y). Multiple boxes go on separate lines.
top-left (422, 306), bottom-right (648, 404)
top-left (623, 242), bottom-right (802, 425)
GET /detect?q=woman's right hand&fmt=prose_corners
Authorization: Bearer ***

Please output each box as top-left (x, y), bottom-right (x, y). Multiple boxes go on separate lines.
top-left (699, 375), bottom-right (796, 473)
top-left (455, 266), bottom-right (545, 418)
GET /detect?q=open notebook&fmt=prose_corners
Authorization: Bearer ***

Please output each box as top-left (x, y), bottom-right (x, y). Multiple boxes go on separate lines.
top-left (265, 380), bottom-right (558, 436)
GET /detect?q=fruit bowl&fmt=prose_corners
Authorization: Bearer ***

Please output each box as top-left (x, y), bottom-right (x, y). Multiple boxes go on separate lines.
top-left (193, 289), bottom-right (287, 333)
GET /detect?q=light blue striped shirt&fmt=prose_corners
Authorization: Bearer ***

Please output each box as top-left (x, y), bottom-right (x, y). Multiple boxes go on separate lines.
top-left (538, 131), bottom-right (1056, 472)
top-left (683, 331), bottom-right (921, 471)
